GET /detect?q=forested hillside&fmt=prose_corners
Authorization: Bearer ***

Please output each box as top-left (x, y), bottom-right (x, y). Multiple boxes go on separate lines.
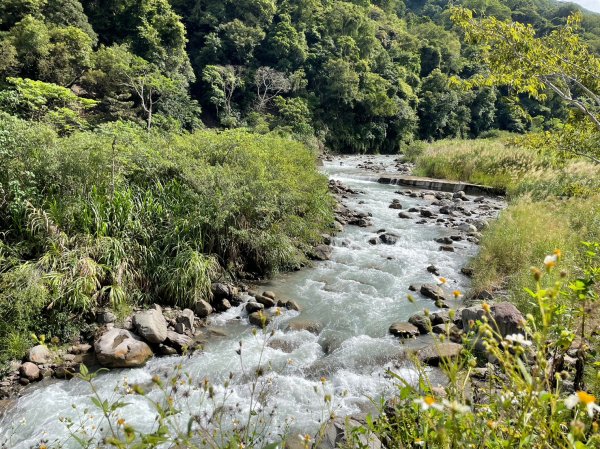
top-left (1, 0), bottom-right (599, 153)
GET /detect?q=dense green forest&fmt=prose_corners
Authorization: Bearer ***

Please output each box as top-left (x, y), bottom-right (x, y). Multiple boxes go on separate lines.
top-left (1, 0), bottom-right (600, 152)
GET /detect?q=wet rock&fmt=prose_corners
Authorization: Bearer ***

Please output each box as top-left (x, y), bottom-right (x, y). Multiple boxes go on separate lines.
top-left (19, 362), bottom-right (40, 381)
top-left (246, 302), bottom-right (265, 313)
top-left (418, 342), bottom-right (463, 366)
top-left (398, 211), bottom-right (411, 219)
top-left (453, 191), bottom-right (467, 201)
top-left (408, 284), bottom-right (418, 292)
top-left (312, 244), bottom-right (333, 261)
top-left (215, 298), bottom-right (232, 312)
top-left (439, 205), bottom-right (455, 215)
top-left (408, 207), bottom-right (419, 212)
top-left (435, 237), bottom-right (453, 245)
top-left (368, 237), bottom-right (378, 245)
top-left (249, 311), bottom-right (271, 327)
top-left (287, 320), bottom-right (323, 334)
top-left (378, 232), bottom-right (399, 245)
top-left (255, 294), bottom-right (276, 308)
top-left (431, 323), bottom-right (448, 335)
top-left (27, 345), bottom-right (53, 365)
top-left (461, 267), bottom-right (474, 277)
top-left (263, 291), bottom-right (276, 300)
top-left (427, 265), bottom-right (440, 275)
top-left (430, 311), bottom-right (450, 325)
top-left (420, 284), bottom-right (448, 301)
top-left (439, 245), bottom-right (454, 252)
top-left (389, 200), bottom-right (403, 209)
top-left (54, 366), bottom-right (76, 379)
top-left (194, 299), bottom-right (213, 318)
top-left (420, 209), bottom-right (434, 218)
top-left (408, 314), bottom-right (431, 334)
top-left (94, 328), bottom-right (153, 368)
top-left (389, 322), bottom-right (419, 338)
top-left (133, 309), bottom-right (168, 344)
top-left (277, 299), bottom-right (301, 311)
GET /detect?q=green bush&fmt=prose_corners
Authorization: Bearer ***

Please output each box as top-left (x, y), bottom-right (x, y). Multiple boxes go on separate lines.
top-left (0, 116), bottom-right (333, 364)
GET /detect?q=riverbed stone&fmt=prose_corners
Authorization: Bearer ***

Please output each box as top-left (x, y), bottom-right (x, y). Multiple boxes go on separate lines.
top-left (255, 294), bottom-right (276, 308)
top-left (166, 331), bottom-right (193, 352)
top-left (249, 311), bottom-right (271, 327)
top-left (246, 301), bottom-right (264, 313)
top-left (408, 314), bottom-right (431, 334)
top-left (312, 244), bottom-right (333, 261)
top-left (20, 362), bottom-right (40, 381)
top-left (176, 309), bottom-right (195, 333)
top-left (389, 322), bottom-right (419, 338)
top-left (133, 309), bottom-right (168, 344)
top-left (94, 328), bottom-right (153, 368)
top-left (27, 345), bottom-right (53, 365)
top-left (287, 320), bottom-right (323, 334)
top-left (420, 284), bottom-right (448, 301)
top-left (417, 342), bottom-right (463, 366)
top-left (379, 233), bottom-right (399, 245)
top-left (211, 283), bottom-right (231, 300)
top-left (194, 299), bottom-right (213, 318)
top-left (398, 211), bottom-right (411, 219)
top-left (278, 299), bottom-right (301, 311)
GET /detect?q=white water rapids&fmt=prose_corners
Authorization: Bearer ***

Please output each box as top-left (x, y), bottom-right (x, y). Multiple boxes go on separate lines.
top-left (0, 156), bottom-right (482, 448)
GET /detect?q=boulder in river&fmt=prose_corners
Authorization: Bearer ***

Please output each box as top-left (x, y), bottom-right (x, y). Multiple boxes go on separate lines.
top-left (408, 314), bottom-right (431, 334)
top-left (166, 331), bottom-right (193, 352)
top-left (246, 301), bottom-right (265, 313)
top-left (378, 232), bottom-right (399, 245)
top-left (389, 322), bottom-right (419, 338)
top-left (176, 309), bottom-right (195, 333)
top-left (312, 244), bottom-right (333, 261)
top-left (133, 309), bottom-right (168, 344)
top-left (194, 299), bottom-right (213, 318)
top-left (255, 294), bottom-right (276, 308)
top-left (249, 311), bottom-right (271, 327)
top-left (420, 284), bottom-right (448, 301)
top-left (94, 328), bottom-right (153, 368)
top-left (287, 320), bottom-right (323, 334)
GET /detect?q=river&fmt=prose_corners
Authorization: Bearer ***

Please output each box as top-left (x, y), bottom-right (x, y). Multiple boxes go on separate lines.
top-left (0, 155), bottom-right (490, 448)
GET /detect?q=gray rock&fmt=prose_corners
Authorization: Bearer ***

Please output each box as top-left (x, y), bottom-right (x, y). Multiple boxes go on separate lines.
top-left (490, 302), bottom-right (525, 337)
top-left (174, 322), bottom-right (186, 334)
top-left (398, 211), bottom-right (411, 219)
top-left (278, 299), bottom-right (301, 311)
top-left (176, 309), bottom-right (195, 333)
top-left (68, 344), bottom-right (92, 355)
top-left (166, 331), bottom-right (193, 351)
top-left (287, 320), bottom-right (323, 334)
top-left (215, 298), bottom-right (232, 312)
top-left (246, 302), bottom-right (265, 313)
top-left (408, 314), bottom-right (431, 334)
top-left (211, 283), bottom-right (231, 300)
top-left (420, 209), bottom-right (434, 218)
top-left (389, 322), bottom-right (419, 338)
top-left (427, 265), bottom-right (440, 275)
top-left (263, 291), bottom-right (276, 300)
top-left (194, 299), bottom-right (213, 318)
top-left (96, 310), bottom-right (116, 324)
top-left (420, 284), bottom-right (448, 301)
top-left (453, 191), bottom-right (467, 200)
top-left (94, 328), bottom-right (153, 368)
top-left (455, 223), bottom-right (477, 233)
top-left (27, 345), bottom-right (52, 365)
top-left (255, 295), bottom-right (276, 308)
top-left (312, 244), bottom-right (333, 261)
top-left (418, 342), bottom-right (463, 366)
top-left (133, 309), bottom-right (168, 344)
top-left (20, 362), bottom-right (40, 381)
top-left (249, 311), bottom-right (271, 327)
top-left (379, 232), bottom-right (399, 245)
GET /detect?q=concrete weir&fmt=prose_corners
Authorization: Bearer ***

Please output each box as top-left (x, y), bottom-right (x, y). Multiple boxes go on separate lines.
top-left (378, 175), bottom-right (505, 196)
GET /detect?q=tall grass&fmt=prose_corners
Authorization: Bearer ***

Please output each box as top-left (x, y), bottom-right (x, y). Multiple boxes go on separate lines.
top-left (0, 114), bottom-right (334, 365)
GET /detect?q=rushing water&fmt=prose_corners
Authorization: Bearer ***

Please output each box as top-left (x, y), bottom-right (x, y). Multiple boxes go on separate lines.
top-left (0, 156), bottom-right (481, 448)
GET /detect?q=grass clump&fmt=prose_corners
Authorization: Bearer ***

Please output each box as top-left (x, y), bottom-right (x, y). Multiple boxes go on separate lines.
top-left (0, 114), bottom-right (334, 365)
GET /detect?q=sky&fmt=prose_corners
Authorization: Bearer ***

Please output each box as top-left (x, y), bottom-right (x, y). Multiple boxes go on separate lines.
top-left (561, 0), bottom-right (600, 13)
